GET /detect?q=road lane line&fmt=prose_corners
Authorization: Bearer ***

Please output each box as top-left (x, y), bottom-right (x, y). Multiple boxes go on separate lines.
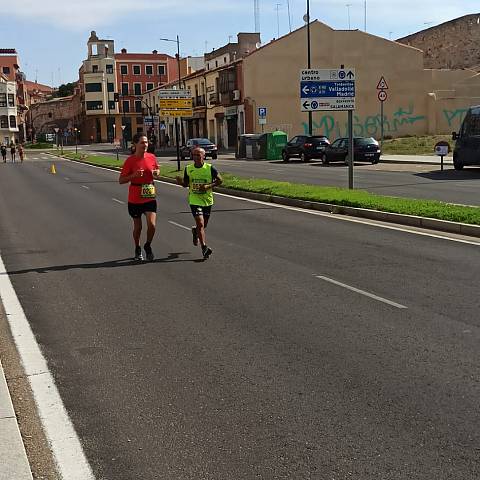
top-left (112, 198), bottom-right (125, 204)
top-left (168, 220), bottom-right (190, 231)
top-left (314, 275), bottom-right (408, 309)
top-left (59, 157), bottom-right (480, 246)
top-left (64, 177), bottom-right (70, 180)
top-left (0, 255), bottom-right (95, 479)
top-left (81, 185), bottom-right (90, 190)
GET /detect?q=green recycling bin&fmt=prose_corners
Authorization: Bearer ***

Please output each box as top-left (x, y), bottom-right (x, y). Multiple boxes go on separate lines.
top-left (265, 131), bottom-right (288, 160)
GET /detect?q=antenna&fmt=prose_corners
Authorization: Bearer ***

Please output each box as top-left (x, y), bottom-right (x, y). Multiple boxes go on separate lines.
top-left (254, 0), bottom-right (260, 33)
top-left (287, 0), bottom-right (292, 32)
top-left (346, 4), bottom-right (352, 30)
top-left (275, 3), bottom-right (281, 38)
top-left (364, 0), bottom-right (367, 31)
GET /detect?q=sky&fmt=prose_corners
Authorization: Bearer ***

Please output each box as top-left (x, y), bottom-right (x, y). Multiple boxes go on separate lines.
top-left (1, 0), bottom-right (477, 87)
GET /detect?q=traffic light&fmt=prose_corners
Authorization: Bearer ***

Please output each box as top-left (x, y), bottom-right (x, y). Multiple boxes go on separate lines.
top-left (114, 93), bottom-right (119, 102)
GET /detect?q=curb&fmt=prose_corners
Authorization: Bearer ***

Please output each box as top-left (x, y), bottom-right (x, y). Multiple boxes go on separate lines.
top-left (0, 360), bottom-right (33, 480)
top-left (46, 153), bottom-right (480, 239)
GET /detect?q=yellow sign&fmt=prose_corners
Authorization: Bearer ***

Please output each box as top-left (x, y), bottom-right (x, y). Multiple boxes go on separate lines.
top-left (159, 99), bottom-right (192, 109)
top-left (160, 109), bottom-right (193, 118)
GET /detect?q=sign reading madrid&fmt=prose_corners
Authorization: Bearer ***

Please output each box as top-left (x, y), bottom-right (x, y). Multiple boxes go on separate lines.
top-left (300, 68), bottom-right (355, 111)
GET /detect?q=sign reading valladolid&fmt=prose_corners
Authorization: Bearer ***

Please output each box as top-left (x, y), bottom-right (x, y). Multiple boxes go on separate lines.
top-left (300, 68), bottom-right (355, 111)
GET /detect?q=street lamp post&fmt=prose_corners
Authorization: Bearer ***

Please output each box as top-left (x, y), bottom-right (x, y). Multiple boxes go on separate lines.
top-left (160, 35), bottom-right (182, 171)
top-left (306, 0), bottom-right (312, 135)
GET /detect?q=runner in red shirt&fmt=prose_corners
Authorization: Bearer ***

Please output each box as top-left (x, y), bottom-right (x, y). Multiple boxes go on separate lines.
top-left (119, 133), bottom-right (160, 261)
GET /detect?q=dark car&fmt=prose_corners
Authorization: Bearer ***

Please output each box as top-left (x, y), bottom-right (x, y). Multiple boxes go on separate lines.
top-left (281, 135), bottom-right (330, 162)
top-left (323, 137), bottom-right (381, 164)
top-left (180, 138), bottom-right (218, 160)
top-left (452, 105), bottom-right (480, 170)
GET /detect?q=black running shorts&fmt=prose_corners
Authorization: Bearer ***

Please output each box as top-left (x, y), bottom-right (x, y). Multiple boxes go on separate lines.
top-left (190, 205), bottom-right (212, 217)
top-left (128, 200), bottom-right (157, 218)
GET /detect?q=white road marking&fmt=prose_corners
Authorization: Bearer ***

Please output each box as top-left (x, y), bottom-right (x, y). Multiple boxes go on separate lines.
top-left (168, 220), bottom-right (190, 231)
top-left (314, 275), bottom-right (408, 309)
top-left (64, 177), bottom-right (70, 180)
top-left (60, 157), bottom-right (480, 246)
top-left (81, 185), bottom-right (90, 190)
top-left (112, 198), bottom-right (125, 204)
top-left (0, 254), bottom-right (95, 479)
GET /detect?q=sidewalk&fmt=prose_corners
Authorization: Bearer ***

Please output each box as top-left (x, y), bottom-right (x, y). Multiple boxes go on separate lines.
top-left (0, 359), bottom-right (32, 479)
top-left (380, 154), bottom-right (453, 165)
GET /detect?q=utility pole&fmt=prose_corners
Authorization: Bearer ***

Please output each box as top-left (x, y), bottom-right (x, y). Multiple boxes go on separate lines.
top-left (276, 3), bottom-right (281, 38)
top-left (306, 0), bottom-right (312, 135)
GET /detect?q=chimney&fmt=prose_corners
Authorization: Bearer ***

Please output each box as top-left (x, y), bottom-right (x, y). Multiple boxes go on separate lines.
top-left (121, 48), bottom-right (127, 54)
top-left (152, 50), bottom-right (158, 54)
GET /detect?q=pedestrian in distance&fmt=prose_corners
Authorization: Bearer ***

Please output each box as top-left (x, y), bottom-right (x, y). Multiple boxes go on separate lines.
top-left (165, 133), bottom-right (170, 148)
top-left (0, 144), bottom-right (6, 163)
top-left (119, 133), bottom-right (161, 262)
top-left (176, 147), bottom-right (222, 260)
top-left (10, 142), bottom-right (16, 162)
top-left (18, 144), bottom-right (25, 162)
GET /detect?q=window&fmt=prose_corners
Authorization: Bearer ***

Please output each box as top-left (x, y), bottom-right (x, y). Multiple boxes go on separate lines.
top-left (158, 65), bottom-right (166, 76)
top-left (134, 83), bottom-right (142, 95)
top-left (91, 44), bottom-right (98, 55)
top-left (108, 101), bottom-right (116, 110)
top-left (7, 94), bottom-right (14, 107)
top-left (215, 60), bottom-right (218, 68)
top-left (224, 56), bottom-right (227, 63)
top-left (135, 100), bottom-right (142, 113)
top-left (92, 65), bottom-right (98, 73)
top-left (145, 65), bottom-right (153, 75)
top-left (0, 116), bottom-right (7, 128)
top-left (86, 101), bottom-right (103, 110)
top-left (9, 116), bottom-right (16, 128)
top-left (120, 65), bottom-right (128, 75)
top-left (2, 67), bottom-right (10, 75)
top-left (122, 100), bottom-right (130, 113)
top-left (85, 82), bottom-right (102, 92)
top-left (121, 83), bottom-right (129, 95)
top-left (106, 64), bottom-right (114, 74)
top-left (107, 82), bottom-right (114, 92)
top-left (146, 83), bottom-right (154, 91)
top-left (0, 93), bottom-right (6, 107)
top-left (133, 65), bottom-right (141, 75)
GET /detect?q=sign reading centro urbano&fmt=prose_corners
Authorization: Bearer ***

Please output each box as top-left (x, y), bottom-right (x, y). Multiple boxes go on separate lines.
top-left (159, 89), bottom-right (193, 117)
top-left (300, 68), bottom-right (355, 111)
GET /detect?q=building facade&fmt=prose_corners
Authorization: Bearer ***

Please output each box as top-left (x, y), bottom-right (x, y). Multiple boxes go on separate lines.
top-left (78, 31), bottom-right (178, 143)
top-left (0, 74), bottom-right (18, 145)
top-left (241, 21), bottom-right (480, 140)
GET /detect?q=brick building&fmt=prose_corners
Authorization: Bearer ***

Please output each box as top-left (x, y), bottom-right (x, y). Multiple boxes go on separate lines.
top-left (78, 31), bottom-right (178, 143)
top-left (397, 14), bottom-right (480, 70)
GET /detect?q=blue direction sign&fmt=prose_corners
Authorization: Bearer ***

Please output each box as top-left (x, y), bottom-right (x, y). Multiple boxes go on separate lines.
top-left (300, 81), bottom-right (355, 98)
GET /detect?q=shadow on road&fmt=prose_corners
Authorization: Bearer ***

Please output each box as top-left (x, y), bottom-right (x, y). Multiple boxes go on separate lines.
top-left (415, 169), bottom-right (480, 181)
top-left (5, 252), bottom-right (195, 275)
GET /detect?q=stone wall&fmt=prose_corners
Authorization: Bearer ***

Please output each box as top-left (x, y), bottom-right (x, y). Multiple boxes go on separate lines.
top-left (397, 14), bottom-right (480, 70)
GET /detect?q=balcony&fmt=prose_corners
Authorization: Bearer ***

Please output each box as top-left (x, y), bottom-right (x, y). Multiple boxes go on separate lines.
top-left (220, 91), bottom-right (234, 106)
top-left (193, 95), bottom-right (206, 108)
top-left (209, 92), bottom-right (219, 104)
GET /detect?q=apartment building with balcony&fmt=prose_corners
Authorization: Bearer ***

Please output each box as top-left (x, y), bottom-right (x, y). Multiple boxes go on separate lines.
top-left (78, 32), bottom-right (178, 143)
top-left (0, 73), bottom-right (18, 145)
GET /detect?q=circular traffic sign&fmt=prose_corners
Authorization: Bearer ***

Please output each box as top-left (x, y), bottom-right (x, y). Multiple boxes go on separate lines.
top-left (311, 101), bottom-right (319, 109)
top-left (339, 70), bottom-right (346, 79)
top-left (378, 90), bottom-right (387, 102)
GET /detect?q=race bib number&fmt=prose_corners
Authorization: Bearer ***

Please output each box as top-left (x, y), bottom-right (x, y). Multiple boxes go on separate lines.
top-left (192, 181), bottom-right (208, 194)
top-left (140, 183), bottom-right (156, 198)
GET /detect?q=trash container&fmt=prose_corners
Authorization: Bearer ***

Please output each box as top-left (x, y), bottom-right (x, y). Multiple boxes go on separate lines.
top-left (265, 131), bottom-right (288, 160)
top-left (237, 134), bottom-right (257, 158)
top-left (243, 134), bottom-right (265, 159)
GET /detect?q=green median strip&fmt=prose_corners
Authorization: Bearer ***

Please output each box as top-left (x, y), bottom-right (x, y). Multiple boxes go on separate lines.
top-left (53, 151), bottom-right (480, 226)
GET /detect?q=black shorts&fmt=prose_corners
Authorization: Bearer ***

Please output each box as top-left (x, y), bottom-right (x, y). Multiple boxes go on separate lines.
top-left (190, 205), bottom-right (212, 217)
top-left (128, 200), bottom-right (157, 218)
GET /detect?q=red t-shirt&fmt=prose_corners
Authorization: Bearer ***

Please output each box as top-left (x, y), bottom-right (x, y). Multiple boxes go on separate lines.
top-left (120, 153), bottom-right (158, 204)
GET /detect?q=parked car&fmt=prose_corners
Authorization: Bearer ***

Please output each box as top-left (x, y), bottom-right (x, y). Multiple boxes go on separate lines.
top-left (180, 138), bottom-right (218, 160)
top-left (452, 105), bottom-right (480, 170)
top-left (323, 137), bottom-right (381, 164)
top-left (281, 135), bottom-right (330, 162)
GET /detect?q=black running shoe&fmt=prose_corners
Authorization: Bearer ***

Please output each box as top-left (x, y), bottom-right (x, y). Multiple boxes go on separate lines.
top-left (144, 243), bottom-right (154, 262)
top-left (134, 246), bottom-right (143, 261)
top-left (202, 245), bottom-right (213, 260)
top-left (191, 226), bottom-right (198, 246)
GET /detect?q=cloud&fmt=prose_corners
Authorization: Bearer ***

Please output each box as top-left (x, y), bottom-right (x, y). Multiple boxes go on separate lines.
top-left (4, 0), bottom-right (246, 30)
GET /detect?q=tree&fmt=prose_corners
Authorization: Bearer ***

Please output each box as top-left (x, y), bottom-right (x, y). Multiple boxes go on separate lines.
top-left (53, 82), bottom-right (76, 98)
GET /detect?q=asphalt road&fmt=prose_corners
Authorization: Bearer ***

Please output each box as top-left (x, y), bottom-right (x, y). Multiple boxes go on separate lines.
top-left (0, 156), bottom-right (479, 479)
top-left (78, 144), bottom-right (480, 206)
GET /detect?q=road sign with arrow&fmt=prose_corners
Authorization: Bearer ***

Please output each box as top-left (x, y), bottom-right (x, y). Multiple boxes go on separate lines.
top-left (300, 68), bottom-right (355, 111)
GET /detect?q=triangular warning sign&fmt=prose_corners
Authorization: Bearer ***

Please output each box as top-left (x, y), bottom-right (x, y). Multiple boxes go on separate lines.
top-left (377, 76), bottom-right (388, 90)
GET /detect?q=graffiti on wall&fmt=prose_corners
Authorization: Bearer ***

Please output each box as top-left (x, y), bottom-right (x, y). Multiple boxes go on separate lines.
top-left (301, 104), bottom-right (426, 138)
top-left (443, 108), bottom-right (468, 129)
